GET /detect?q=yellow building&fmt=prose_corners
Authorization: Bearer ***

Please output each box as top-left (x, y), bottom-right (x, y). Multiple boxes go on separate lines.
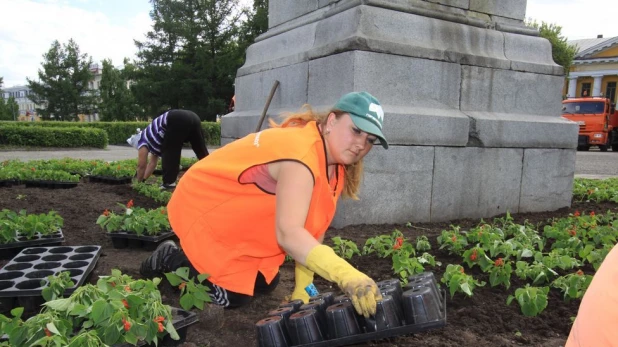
top-left (566, 35), bottom-right (618, 103)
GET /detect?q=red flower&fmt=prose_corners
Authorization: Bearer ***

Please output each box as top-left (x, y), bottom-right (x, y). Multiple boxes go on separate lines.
top-left (154, 316), bottom-right (165, 323)
top-left (494, 258), bottom-right (504, 267)
top-left (122, 299), bottom-right (129, 308)
top-left (103, 209), bottom-right (110, 216)
top-left (393, 237), bottom-right (403, 250)
top-left (179, 282), bottom-right (186, 290)
top-left (158, 322), bottom-right (165, 332)
top-left (569, 228), bottom-right (577, 236)
top-left (590, 211), bottom-right (595, 217)
top-left (576, 270), bottom-right (584, 276)
top-left (122, 318), bottom-right (131, 331)
top-left (117, 165), bottom-right (121, 170)
top-left (126, 200), bottom-right (134, 208)
top-left (574, 210), bottom-right (580, 217)
top-left (44, 328), bottom-right (52, 337)
top-left (31, 167), bottom-right (36, 172)
top-left (161, 208), bottom-right (166, 215)
top-left (110, 282), bottom-right (116, 287)
top-left (451, 236), bottom-right (457, 243)
top-left (124, 286), bottom-right (131, 292)
top-left (470, 249), bottom-right (478, 261)
top-left (459, 267), bottom-right (465, 274)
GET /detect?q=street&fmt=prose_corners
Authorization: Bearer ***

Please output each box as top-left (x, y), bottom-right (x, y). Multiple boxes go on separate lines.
top-left (575, 149), bottom-right (618, 179)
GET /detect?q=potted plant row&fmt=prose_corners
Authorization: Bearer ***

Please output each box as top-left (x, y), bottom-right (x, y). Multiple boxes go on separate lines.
top-left (96, 200), bottom-right (174, 250)
top-left (0, 269), bottom-right (198, 346)
top-left (0, 209), bottom-right (65, 259)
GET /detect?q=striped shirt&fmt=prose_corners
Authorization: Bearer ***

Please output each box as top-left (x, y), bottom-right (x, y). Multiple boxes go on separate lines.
top-left (138, 111), bottom-right (169, 157)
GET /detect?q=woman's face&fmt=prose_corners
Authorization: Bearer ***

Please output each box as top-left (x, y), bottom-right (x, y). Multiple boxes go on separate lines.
top-left (325, 113), bottom-right (377, 165)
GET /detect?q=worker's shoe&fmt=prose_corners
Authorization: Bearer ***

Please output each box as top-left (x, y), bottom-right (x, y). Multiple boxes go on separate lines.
top-left (140, 240), bottom-right (179, 278)
top-left (159, 182), bottom-right (177, 190)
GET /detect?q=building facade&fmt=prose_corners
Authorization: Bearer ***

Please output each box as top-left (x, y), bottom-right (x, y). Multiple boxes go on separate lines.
top-left (1, 63), bottom-right (103, 121)
top-left (566, 35), bottom-right (618, 103)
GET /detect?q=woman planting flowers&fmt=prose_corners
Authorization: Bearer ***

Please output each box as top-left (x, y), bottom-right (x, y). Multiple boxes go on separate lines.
top-left (141, 92), bottom-right (388, 318)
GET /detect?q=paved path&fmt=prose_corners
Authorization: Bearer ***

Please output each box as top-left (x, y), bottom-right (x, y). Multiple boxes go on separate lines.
top-left (0, 146), bottom-right (615, 179)
top-left (0, 145), bottom-right (219, 162)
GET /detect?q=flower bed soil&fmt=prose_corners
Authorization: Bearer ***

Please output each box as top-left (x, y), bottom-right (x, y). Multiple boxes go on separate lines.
top-left (0, 180), bottom-right (615, 347)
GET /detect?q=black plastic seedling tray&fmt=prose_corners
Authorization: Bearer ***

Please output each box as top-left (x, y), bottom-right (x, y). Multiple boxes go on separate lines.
top-left (0, 229), bottom-right (65, 260)
top-left (0, 245), bottom-right (102, 315)
top-left (107, 230), bottom-right (177, 251)
top-left (115, 307), bottom-right (199, 347)
top-left (256, 272), bottom-right (446, 347)
top-left (24, 180), bottom-right (78, 189)
top-left (89, 175), bottom-right (132, 184)
top-left (0, 179), bottom-right (21, 187)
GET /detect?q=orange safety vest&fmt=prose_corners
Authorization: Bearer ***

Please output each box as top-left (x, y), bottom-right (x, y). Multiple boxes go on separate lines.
top-left (167, 121), bottom-right (344, 295)
top-left (566, 243), bottom-right (618, 346)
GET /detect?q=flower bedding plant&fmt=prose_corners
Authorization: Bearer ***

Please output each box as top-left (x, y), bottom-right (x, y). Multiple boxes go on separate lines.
top-left (96, 200), bottom-right (170, 236)
top-left (0, 209), bottom-right (64, 244)
top-left (0, 269), bottom-right (180, 346)
top-left (165, 267), bottom-right (212, 311)
top-left (27, 169), bottom-right (80, 182)
top-left (132, 181), bottom-right (172, 204)
top-left (91, 162), bottom-right (135, 179)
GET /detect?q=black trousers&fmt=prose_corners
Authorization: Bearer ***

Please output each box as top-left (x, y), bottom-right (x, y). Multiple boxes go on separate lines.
top-left (166, 250), bottom-right (280, 308)
top-left (161, 110), bottom-right (209, 185)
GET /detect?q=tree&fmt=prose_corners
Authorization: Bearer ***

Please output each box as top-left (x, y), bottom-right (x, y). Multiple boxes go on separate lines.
top-left (130, 0), bottom-right (248, 121)
top-left (27, 39), bottom-right (96, 120)
top-left (98, 59), bottom-right (141, 121)
top-left (0, 77), bottom-right (18, 121)
top-left (527, 20), bottom-right (579, 75)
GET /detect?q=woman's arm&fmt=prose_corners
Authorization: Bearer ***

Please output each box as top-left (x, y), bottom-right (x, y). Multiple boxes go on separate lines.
top-left (144, 154), bottom-right (159, 180)
top-left (271, 160), bottom-right (320, 264)
top-left (136, 147), bottom-right (149, 181)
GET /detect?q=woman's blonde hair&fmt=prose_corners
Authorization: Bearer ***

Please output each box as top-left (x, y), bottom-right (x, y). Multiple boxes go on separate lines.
top-left (269, 105), bottom-right (364, 200)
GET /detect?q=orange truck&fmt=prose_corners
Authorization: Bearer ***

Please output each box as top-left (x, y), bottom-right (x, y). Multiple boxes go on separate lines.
top-left (562, 97), bottom-right (618, 151)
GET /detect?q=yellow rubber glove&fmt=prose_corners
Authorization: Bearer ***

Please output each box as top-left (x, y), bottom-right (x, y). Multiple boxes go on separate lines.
top-left (290, 263), bottom-right (314, 304)
top-left (305, 244), bottom-right (382, 317)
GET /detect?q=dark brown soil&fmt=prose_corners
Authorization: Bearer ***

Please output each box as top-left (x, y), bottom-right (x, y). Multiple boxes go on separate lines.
top-left (1, 180), bottom-right (615, 347)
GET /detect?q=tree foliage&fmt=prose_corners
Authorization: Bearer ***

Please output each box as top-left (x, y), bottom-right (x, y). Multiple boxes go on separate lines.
top-left (130, 0), bottom-right (246, 120)
top-left (0, 77), bottom-right (19, 121)
top-left (27, 39), bottom-right (96, 120)
top-left (527, 20), bottom-right (579, 75)
top-left (98, 59), bottom-right (141, 121)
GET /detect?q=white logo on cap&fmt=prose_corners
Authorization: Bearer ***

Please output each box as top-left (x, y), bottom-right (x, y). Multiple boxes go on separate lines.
top-left (367, 103), bottom-right (384, 129)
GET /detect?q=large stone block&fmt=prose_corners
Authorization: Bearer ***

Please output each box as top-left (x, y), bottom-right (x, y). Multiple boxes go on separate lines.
top-left (469, 0), bottom-right (526, 20)
top-left (460, 66), bottom-right (564, 116)
top-left (504, 33), bottom-right (564, 75)
top-left (520, 149), bottom-right (576, 212)
top-left (332, 146), bottom-right (435, 227)
top-left (464, 111), bottom-right (579, 149)
top-left (430, 147), bottom-right (523, 221)
top-left (269, 0), bottom-right (318, 28)
top-left (308, 51), bottom-right (469, 146)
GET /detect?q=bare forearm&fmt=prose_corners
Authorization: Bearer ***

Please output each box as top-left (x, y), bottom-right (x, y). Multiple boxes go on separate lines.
top-left (277, 227), bottom-right (321, 265)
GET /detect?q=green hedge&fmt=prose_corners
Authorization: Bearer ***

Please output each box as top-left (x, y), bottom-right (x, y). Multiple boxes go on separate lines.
top-left (0, 126), bottom-right (108, 148)
top-left (0, 121), bottom-right (221, 146)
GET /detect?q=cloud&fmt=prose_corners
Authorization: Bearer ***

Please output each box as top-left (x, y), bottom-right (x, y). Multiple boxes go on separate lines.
top-left (526, 0), bottom-right (618, 40)
top-left (0, 0), bottom-right (151, 87)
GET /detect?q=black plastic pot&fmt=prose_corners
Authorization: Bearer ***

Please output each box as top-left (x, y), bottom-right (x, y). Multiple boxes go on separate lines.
top-left (107, 230), bottom-right (177, 251)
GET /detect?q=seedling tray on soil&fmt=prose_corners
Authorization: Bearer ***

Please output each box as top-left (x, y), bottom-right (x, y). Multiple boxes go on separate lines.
top-left (24, 180), bottom-right (78, 189)
top-left (256, 272), bottom-right (447, 347)
top-left (0, 245), bottom-right (102, 315)
top-left (107, 230), bottom-right (177, 251)
top-left (0, 229), bottom-right (65, 260)
top-left (89, 175), bottom-right (132, 184)
top-left (115, 307), bottom-right (199, 347)
top-left (0, 179), bottom-right (21, 187)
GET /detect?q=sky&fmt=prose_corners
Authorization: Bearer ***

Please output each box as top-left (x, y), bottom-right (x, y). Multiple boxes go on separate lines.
top-left (1, 0), bottom-right (617, 88)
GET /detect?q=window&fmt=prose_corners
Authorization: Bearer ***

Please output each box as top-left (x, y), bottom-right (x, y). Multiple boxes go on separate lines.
top-left (19, 91), bottom-right (25, 98)
top-left (581, 83), bottom-right (591, 97)
top-left (606, 82), bottom-right (617, 104)
top-left (563, 101), bottom-right (605, 114)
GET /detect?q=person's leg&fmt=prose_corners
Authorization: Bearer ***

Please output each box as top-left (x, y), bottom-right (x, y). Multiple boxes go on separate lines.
top-left (141, 240), bottom-right (253, 308)
top-left (161, 110), bottom-right (189, 185)
top-left (186, 111), bottom-right (209, 159)
top-left (254, 271), bottom-right (281, 295)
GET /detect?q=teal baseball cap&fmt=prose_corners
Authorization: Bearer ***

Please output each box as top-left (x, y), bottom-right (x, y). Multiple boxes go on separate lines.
top-left (333, 92), bottom-right (388, 149)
